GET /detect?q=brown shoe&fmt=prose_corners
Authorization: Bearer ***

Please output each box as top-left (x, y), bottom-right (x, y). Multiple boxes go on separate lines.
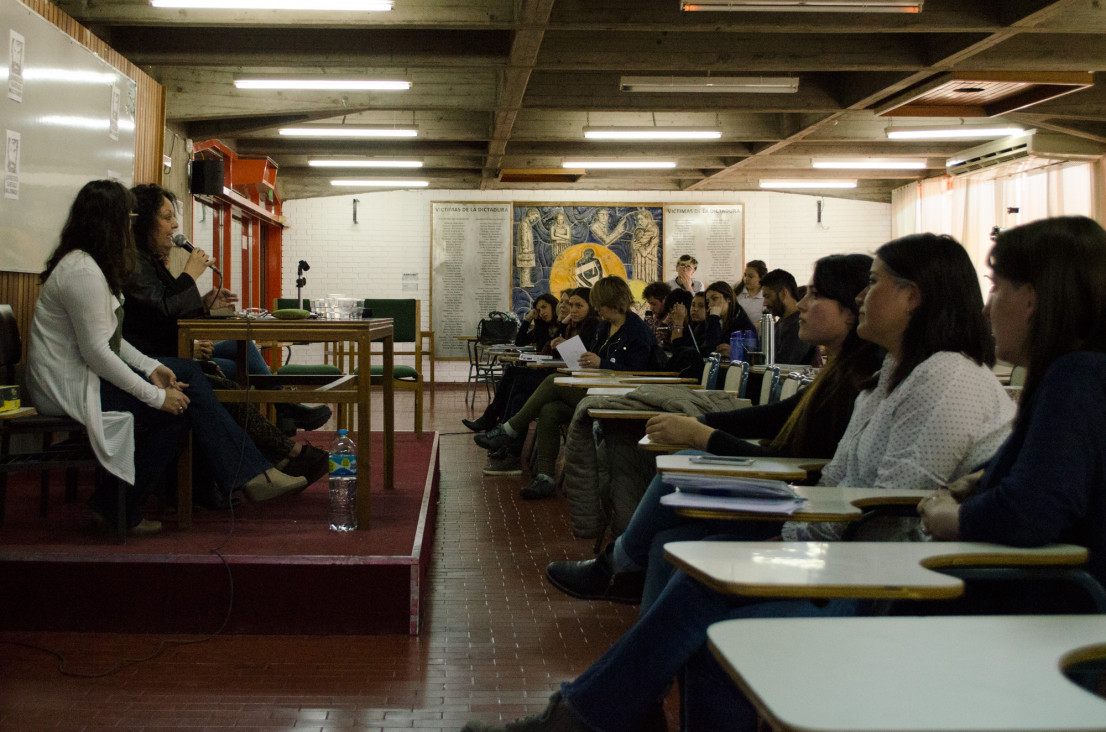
top-left (91, 512), bottom-right (163, 537)
top-left (241, 468), bottom-right (308, 502)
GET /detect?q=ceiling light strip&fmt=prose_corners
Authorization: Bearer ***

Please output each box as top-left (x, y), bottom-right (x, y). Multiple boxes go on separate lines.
top-left (681, 0), bottom-right (920, 12)
top-left (620, 76), bottom-right (798, 93)
top-left (331, 179), bottom-right (429, 187)
top-left (310, 160), bottom-right (423, 168)
top-left (583, 127), bottom-right (721, 141)
top-left (760, 179), bottom-right (858, 189)
top-left (885, 126), bottom-right (1024, 140)
top-left (562, 161), bottom-right (677, 169)
top-left (236, 79), bottom-right (409, 90)
top-left (153, 0), bottom-right (392, 9)
top-left (279, 127), bottom-right (418, 138)
top-left (812, 159), bottom-right (926, 169)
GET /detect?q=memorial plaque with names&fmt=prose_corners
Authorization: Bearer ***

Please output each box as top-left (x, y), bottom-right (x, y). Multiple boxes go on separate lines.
top-left (431, 202), bottom-right (512, 359)
top-left (662, 205), bottom-right (744, 284)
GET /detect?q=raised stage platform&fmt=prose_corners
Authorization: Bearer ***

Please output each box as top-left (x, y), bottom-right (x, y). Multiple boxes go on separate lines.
top-left (0, 430), bottom-right (439, 636)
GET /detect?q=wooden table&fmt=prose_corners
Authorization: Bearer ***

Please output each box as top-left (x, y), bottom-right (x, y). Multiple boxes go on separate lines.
top-left (707, 614), bottom-right (1106, 731)
top-left (665, 540), bottom-right (1088, 600)
top-left (177, 316), bottom-right (395, 530)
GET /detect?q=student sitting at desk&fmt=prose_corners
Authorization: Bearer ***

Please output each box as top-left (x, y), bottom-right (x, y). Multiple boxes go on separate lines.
top-left (476, 276), bottom-right (659, 499)
top-left (463, 233), bottom-right (1016, 732)
top-left (920, 216), bottom-right (1106, 593)
top-left (548, 254), bottom-right (884, 604)
top-left (26, 181), bottom-right (308, 536)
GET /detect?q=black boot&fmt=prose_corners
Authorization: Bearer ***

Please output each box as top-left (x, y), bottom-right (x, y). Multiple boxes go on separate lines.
top-left (275, 403), bottom-right (332, 434)
top-left (545, 543), bottom-right (644, 604)
top-left (462, 415), bottom-right (493, 432)
top-left (461, 692), bottom-right (593, 731)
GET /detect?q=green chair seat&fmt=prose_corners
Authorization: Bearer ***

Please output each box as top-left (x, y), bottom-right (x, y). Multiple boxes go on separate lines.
top-left (276, 364), bottom-right (343, 376)
top-left (353, 364), bottom-right (419, 381)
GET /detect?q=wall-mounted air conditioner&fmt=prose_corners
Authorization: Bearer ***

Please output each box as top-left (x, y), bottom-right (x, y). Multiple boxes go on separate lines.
top-left (946, 130), bottom-right (1104, 179)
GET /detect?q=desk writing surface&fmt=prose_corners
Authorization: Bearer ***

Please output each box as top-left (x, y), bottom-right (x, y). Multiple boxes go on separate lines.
top-left (637, 434), bottom-right (691, 452)
top-left (707, 614), bottom-right (1106, 732)
top-left (661, 484), bottom-right (924, 522)
top-left (587, 408), bottom-right (665, 420)
top-left (586, 387), bottom-right (635, 397)
top-left (656, 454), bottom-right (826, 480)
top-left (665, 540), bottom-right (1087, 600)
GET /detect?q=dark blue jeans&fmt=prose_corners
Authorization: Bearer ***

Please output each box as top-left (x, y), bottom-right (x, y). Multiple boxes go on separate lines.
top-left (561, 569), bottom-right (861, 732)
top-left (96, 377), bottom-right (188, 527)
top-left (210, 340), bottom-right (271, 383)
top-left (614, 451), bottom-right (781, 611)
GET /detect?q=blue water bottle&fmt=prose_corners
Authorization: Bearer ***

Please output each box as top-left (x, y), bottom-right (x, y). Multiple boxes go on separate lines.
top-left (743, 329), bottom-right (758, 364)
top-left (729, 331), bottom-right (743, 363)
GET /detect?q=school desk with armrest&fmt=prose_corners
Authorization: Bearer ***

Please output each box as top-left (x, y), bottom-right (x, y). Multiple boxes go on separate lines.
top-left (706, 614), bottom-right (1106, 732)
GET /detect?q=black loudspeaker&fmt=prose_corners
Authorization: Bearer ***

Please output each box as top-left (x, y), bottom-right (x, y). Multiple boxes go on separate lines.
top-left (190, 159), bottom-right (225, 195)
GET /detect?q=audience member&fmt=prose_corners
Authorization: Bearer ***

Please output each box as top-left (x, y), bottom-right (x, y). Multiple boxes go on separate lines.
top-left (547, 254), bottom-right (884, 605)
top-left (761, 268), bottom-right (816, 364)
top-left (464, 232), bottom-right (1015, 732)
top-left (703, 280), bottom-right (756, 359)
top-left (665, 254), bottom-right (704, 293)
top-left (735, 259), bottom-right (767, 322)
top-left (26, 181), bottom-right (307, 536)
top-left (476, 276), bottom-right (659, 499)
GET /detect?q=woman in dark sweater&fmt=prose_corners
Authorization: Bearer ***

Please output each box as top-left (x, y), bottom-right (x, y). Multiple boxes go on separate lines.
top-left (921, 215), bottom-right (1106, 593)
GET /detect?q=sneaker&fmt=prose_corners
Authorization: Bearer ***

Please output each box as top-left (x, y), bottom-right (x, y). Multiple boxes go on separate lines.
top-left (482, 455), bottom-right (522, 476)
top-left (520, 473), bottom-right (555, 500)
top-left (241, 468), bottom-right (308, 502)
top-left (545, 544), bottom-right (645, 604)
top-left (474, 424), bottom-right (514, 451)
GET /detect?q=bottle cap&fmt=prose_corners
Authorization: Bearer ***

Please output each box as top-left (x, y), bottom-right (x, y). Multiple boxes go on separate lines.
top-left (338, 428), bottom-right (347, 435)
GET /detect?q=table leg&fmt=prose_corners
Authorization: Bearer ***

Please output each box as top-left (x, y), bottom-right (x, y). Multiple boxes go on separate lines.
top-left (356, 333), bottom-right (372, 529)
top-left (383, 333), bottom-right (395, 490)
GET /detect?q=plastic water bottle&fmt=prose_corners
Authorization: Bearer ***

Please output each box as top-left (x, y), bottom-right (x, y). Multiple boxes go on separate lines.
top-left (328, 428), bottom-right (357, 532)
top-left (729, 331), bottom-right (743, 364)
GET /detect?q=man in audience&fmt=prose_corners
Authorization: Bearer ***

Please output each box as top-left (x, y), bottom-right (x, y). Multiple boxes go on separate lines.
top-left (761, 268), bottom-right (816, 364)
top-left (665, 254), bottom-right (704, 293)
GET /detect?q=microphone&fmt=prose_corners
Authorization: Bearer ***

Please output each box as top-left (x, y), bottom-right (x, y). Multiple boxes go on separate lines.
top-left (173, 234), bottom-right (221, 275)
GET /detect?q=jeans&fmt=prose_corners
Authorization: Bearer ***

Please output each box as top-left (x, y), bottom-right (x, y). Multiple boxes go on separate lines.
top-left (210, 340), bottom-right (271, 383)
top-left (96, 378), bottom-right (189, 527)
top-left (561, 569), bottom-right (862, 732)
top-left (157, 358), bottom-right (271, 494)
top-left (613, 450), bottom-right (781, 611)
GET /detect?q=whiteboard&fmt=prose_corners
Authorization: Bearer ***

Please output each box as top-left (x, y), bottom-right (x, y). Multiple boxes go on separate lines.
top-left (0, 0), bottom-right (136, 273)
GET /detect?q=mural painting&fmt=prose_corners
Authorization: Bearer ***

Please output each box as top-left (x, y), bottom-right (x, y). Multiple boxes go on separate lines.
top-left (511, 204), bottom-right (663, 315)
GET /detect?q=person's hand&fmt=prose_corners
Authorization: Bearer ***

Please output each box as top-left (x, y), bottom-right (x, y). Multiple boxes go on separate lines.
top-left (645, 413), bottom-right (715, 450)
top-left (716, 343), bottom-right (730, 359)
top-left (183, 248), bottom-right (212, 280)
top-left (160, 386), bottom-right (191, 416)
top-left (578, 352), bottom-right (601, 369)
top-left (550, 336), bottom-right (566, 348)
top-left (193, 339), bottom-right (214, 361)
top-left (668, 303), bottom-right (688, 328)
top-left (203, 287), bottom-right (239, 310)
top-left (525, 309), bottom-right (536, 322)
top-left (149, 364), bottom-right (188, 391)
top-left (677, 270), bottom-right (692, 289)
top-left (918, 488), bottom-right (961, 540)
top-left (947, 469), bottom-right (983, 503)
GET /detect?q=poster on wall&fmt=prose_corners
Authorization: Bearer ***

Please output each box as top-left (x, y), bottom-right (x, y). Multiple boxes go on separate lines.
top-left (662, 204), bottom-right (744, 286)
top-left (430, 202), bottom-right (512, 359)
top-left (512, 204), bottom-right (663, 314)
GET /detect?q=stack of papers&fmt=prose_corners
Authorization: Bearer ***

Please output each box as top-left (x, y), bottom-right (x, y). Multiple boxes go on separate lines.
top-left (660, 473), bottom-right (806, 515)
top-left (519, 353), bottom-right (555, 362)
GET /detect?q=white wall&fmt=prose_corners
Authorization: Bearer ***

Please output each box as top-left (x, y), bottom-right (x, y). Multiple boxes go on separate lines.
top-left (279, 189), bottom-right (891, 381)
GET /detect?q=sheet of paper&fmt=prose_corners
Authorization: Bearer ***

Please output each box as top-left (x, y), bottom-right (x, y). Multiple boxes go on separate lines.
top-left (554, 335), bottom-right (587, 371)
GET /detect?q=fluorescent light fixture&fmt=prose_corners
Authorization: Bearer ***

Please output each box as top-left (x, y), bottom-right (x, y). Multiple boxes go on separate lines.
top-left (812, 158), bottom-right (926, 169)
top-left (885, 126), bottom-right (1024, 140)
top-left (620, 76), bottom-right (798, 93)
top-left (331, 179), bottom-right (429, 187)
top-left (562, 161), bottom-right (677, 169)
top-left (760, 179), bottom-right (858, 189)
top-left (681, 0), bottom-right (920, 11)
top-left (279, 127), bottom-right (418, 138)
top-left (152, 0), bottom-right (391, 9)
top-left (236, 79), bottom-right (409, 90)
top-left (309, 159), bottom-right (423, 168)
top-left (583, 127), bottom-right (721, 141)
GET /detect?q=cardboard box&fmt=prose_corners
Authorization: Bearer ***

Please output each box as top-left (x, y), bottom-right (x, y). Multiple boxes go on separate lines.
top-left (0, 385), bottom-right (21, 412)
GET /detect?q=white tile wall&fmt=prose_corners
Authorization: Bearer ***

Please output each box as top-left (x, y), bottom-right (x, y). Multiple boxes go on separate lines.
top-left (279, 189), bottom-right (891, 381)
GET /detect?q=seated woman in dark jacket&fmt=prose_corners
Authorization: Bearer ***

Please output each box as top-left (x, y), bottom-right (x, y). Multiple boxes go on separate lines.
top-left (476, 276), bottom-right (659, 500)
top-left (122, 185), bottom-right (328, 504)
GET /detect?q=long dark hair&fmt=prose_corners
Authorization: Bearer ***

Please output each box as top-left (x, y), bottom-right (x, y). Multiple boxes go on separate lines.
top-left (42, 180), bottom-right (137, 295)
top-left (769, 254), bottom-right (884, 456)
top-left (704, 280), bottom-right (738, 334)
top-left (131, 183), bottom-right (176, 258)
top-left (875, 233), bottom-right (994, 391)
top-left (531, 292), bottom-right (560, 343)
top-left (990, 216), bottom-right (1106, 408)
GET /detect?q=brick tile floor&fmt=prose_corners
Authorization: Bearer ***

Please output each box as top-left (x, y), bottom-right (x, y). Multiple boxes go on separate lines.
top-left (0, 385), bottom-right (673, 731)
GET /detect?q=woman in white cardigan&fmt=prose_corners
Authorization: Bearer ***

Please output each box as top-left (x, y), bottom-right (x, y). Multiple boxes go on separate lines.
top-left (27, 180), bottom-right (305, 536)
